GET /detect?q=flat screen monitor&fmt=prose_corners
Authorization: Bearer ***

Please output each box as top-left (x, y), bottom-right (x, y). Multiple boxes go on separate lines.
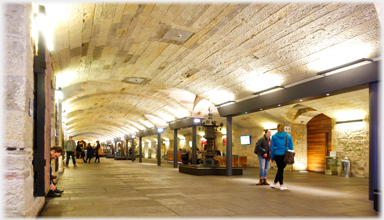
top-left (240, 135), bottom-right (251, 145)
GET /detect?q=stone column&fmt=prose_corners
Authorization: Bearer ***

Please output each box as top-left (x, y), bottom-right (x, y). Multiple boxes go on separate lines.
top-left (3, 3), bottom-right (46, 217)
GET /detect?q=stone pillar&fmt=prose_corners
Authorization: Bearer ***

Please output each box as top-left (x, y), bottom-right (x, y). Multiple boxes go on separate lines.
top-left (3, 3), bottom-right (46, 217)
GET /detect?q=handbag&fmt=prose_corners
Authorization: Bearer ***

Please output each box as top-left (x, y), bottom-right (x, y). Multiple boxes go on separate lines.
top-left (284, 135), bottom-right (295, 164)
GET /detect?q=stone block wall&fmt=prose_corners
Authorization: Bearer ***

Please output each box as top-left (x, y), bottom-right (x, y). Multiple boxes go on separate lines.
top-left (3, 3), bottom-right (45, 217)
top-left (333, 121), bottom-right (369, 178)
top-left (231, 127), bottom-right (264, 168)
top-left (291, 124), bottom-right (307, 171)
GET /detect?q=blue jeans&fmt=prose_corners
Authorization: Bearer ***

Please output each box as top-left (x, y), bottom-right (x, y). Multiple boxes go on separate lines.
top-left (66, 151), bottom-right (76, 165)
top-left (258, 155), bottom-right (270, 178)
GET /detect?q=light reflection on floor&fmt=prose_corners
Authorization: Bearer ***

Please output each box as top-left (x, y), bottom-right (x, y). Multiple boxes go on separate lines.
top-left (230, 176), bottom-right (350, 197)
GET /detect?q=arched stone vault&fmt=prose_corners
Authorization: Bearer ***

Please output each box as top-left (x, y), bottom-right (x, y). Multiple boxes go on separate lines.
top-left (45, 3), bottom-right (380, 142)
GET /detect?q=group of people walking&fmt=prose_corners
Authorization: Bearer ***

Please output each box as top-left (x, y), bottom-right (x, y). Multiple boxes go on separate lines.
top-left (255, 123), bottom-right (293, 190)
top-left (64, 136), bottom-right (101, 166)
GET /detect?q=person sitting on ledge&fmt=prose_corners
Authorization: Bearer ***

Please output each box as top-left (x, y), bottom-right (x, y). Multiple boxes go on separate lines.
top-left (181, 148), bottom-right (189, 164)
top-left (47, 147), bottom-right (64, 197)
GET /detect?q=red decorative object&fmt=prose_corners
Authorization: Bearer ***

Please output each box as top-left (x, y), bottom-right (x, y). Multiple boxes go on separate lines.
top-left (201, 140), bottom-right (207, 146)
top-left (223, 137), bottom-right (226, 145)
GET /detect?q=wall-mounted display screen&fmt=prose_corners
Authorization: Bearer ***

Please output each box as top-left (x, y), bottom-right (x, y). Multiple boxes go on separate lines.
top-left (240, 135), bottom-right (251, 145)
top-left (189, 141), bottom-right (192, 148)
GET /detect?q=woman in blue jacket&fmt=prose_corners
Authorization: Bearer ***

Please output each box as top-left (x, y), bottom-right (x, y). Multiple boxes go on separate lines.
top-left (270, 124), bottom-right (293, 190)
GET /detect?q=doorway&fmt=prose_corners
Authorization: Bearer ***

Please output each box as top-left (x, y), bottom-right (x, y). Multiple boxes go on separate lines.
top-left (307, 114), bottom-right (332, 172)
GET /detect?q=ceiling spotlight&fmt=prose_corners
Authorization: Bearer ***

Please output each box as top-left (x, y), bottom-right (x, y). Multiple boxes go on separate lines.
top-left (300, 100), bottom-right (303, 102)
top-left (278, 104), bottom-right (281, 107)
top-left (193, 118), bottom-right (201, 123)
top-left (260, 108), bottom-right (262, 110)
top-left (326, 93), bottom-right (330, 96)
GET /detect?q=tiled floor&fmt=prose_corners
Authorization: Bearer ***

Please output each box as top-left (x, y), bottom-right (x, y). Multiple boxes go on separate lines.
top-left (39, 157), bottom-right (379, 218)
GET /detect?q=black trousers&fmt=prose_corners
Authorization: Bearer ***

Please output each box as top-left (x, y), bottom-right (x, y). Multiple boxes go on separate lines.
top-left (86, 157), bottom-right (92, 163)
top-left (274, 154), bottom-right (287, 185)
top-left (94, 154), bottom-right (100, 162)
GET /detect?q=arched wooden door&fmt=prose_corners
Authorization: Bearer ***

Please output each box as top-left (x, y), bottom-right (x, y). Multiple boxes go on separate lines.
top-left (307, 114), bottom-right (332, 172)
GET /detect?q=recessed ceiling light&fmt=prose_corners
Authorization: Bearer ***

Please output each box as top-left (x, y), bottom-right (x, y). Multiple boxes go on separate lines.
top-left (326, 93), bottom-right (330, 96)
top-left (278, 104), bottom-right (281, 107)
top-left (260, 108), bottom-right (262, 110)
top-left (300, 100), bottom-right (303, 102)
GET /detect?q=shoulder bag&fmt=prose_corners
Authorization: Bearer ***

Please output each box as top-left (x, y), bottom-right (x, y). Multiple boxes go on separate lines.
top-left (284, 135), bottom-right (295, 164)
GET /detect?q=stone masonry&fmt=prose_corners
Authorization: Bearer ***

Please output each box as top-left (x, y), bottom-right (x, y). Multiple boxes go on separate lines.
top-left (3, 3), bottom-right (45, 217)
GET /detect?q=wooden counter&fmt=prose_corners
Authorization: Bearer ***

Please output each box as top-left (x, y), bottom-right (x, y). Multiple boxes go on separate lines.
top-left (215, 156), bottom-right (247, 168)
top-left (167, 151), bottom-right (182, 162)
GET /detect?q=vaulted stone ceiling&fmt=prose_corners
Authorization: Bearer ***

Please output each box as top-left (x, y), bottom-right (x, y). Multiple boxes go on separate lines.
top-left (47, 2), bottom-right (381, 142)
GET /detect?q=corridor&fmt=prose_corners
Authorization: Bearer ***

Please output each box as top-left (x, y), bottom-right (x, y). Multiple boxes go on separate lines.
top-left (39, 157), bottom-right (378, 218)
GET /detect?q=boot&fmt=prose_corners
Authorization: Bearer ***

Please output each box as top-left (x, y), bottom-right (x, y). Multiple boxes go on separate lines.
top-left (263, 178), bottom-right (270, 185)
top-left (256, 179), bottom-right (263, 185)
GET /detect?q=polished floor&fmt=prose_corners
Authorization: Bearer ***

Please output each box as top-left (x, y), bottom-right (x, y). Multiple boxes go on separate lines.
top-left (39, 157), bottom-right (379, 218)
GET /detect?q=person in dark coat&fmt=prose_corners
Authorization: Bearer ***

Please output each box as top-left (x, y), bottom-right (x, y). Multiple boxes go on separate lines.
top-left (255, 129), bottom-right (272, 185)
top-left (76, 141), bottom-right (82, 159)
top-left (94, 141), bottom-right (100, 163)
top-left (85, 143), bottom-right (94, 163)
top-left (181, 148), bottom-right (189, 164)
top-left (80, 144), bottom-right (86, 162)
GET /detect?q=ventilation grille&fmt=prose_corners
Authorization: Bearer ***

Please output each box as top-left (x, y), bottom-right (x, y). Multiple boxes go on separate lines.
top-left (121, 77), bottom-right (149, 84)
top-left (162, 28), bottom-right (194, 43)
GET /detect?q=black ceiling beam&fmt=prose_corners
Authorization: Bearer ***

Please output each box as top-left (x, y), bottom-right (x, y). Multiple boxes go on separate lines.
top-left (168, 117), bottom-right (203, 130)
top-left (218, 60), bottom-right (379, 117)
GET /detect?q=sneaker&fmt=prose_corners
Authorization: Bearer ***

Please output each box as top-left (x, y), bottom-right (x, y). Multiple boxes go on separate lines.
top-left (270, 183), bottom-right (276, 188)
top-left (280, 186), bottom-right (288, 190)
top-left (46, 191), bottom-right (61, 197)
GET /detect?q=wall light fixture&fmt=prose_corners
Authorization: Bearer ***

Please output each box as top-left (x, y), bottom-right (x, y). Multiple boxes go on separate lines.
top-left (215, 100), bottom-right (236, 107)
top-left (252, 86), bottom-right (284, 96)
top-left (317, 58), bottom-right (373, 76)
top-left (336, 119), bottom-right (364, 124)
